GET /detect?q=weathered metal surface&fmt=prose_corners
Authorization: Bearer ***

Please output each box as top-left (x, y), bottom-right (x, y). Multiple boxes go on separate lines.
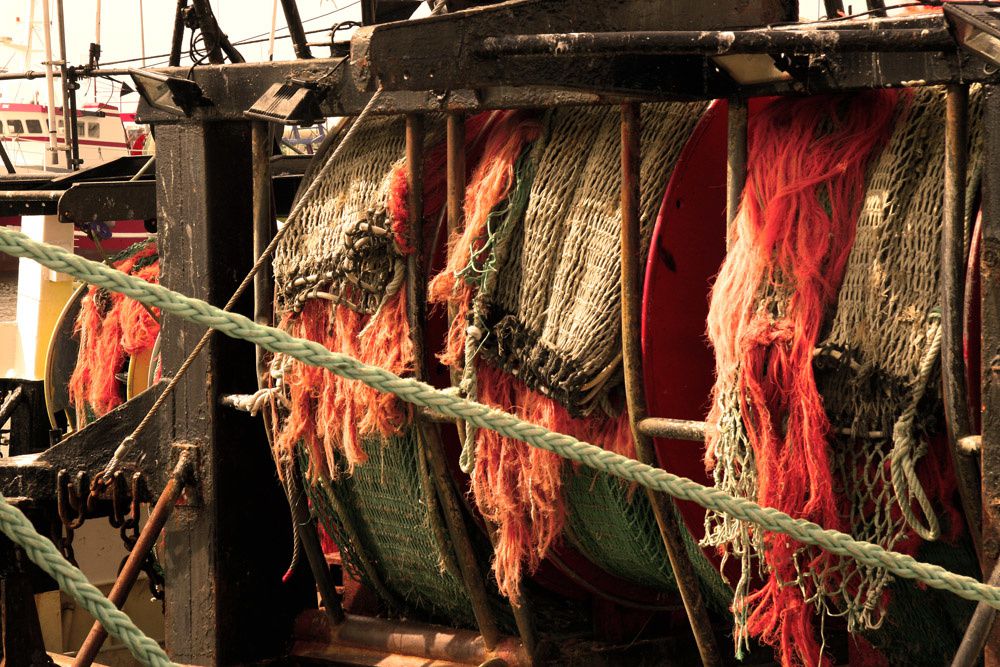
top-left (0, 564), bottom-right (52, 667)
top-left (0, 381), bottom-right (50, 456)
top-left (155, 120), bottom-right (309, 664)
top-left (637, 417), bottom-right (708, 443)
top-left (980, 84), bottom-right (1000, 666)
top-left (620, 102), bottom-right (720, 666)
top-left (943, 83), bottom-right (983, 554)
top-left (352, 0), bottom-right (793, 91)
top-left (478, 27), bottom-right (953, 57)
top-left (56, 181), bottom-right (156, 225)
top-left (404, 114), bottom-right (504, 650)
top-left (279, 0), bottom-right (313, 60)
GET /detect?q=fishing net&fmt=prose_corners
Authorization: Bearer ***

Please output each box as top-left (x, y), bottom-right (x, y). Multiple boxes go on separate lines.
top-left (68, 240), bottom-right (160, 424)
top-left (431, 103), bottom-right (729, 606)
top-left (703, 87), bottom-right (982, 665)
top-left (268, 112), bottom-right (526, 629)
top-left (482, 104), bottom-right (701, 417)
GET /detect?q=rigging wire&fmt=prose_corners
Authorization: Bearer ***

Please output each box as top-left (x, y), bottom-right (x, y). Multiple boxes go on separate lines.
top-left (95, 2), bottom-right (361, 69)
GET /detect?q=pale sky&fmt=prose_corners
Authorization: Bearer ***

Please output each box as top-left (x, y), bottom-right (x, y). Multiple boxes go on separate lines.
top-left (1, 0), bottom-right (365, 106)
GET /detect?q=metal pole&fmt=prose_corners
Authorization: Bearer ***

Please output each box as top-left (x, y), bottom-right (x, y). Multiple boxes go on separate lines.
top-left (726, 97), bottom-right (747, 248)
top-left (39, 0), bottom-right (60, 169)
top-left (268, 0), bottom-right (279, 61)
top-left (444, 111), bottom-right (537, 661)
top-left (139, 0), bottom-right (147, 67)
top-left (55, 0), bottom-right (76, 170)
top-left (72, 452), bottom-right (195, 667)
top-left (980, 84), bottom-right (1000, 666)
top-left (169, 0), bottom-right (188, 67)
top-left (943, 83), bottom-right (982, 553)
top-left (251, 121), bottom-right (274, 384)
top-left (620, 102), bottom-right (721, 667)
top-left (823, 0), bottom-right (845, 18)
top-left (952, 560), bottom-right (1000, 667)
top-left (279, 0), bottom-right (313, 60)
top-left (24, 0), bottom-right (36, 71)
top-left (478, 28), bottom-right (954, 58)
top-left (405, 113), bottom-right (503, 651)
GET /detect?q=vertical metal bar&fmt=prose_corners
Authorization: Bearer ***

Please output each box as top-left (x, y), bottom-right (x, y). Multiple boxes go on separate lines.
top-left (169, 0), bottom-right (188, 67)
top-left (158, 121), bottom-right (308, 664)
top-left (823, 0), bottom-right (845, 18)
top-left (287, 464), bottom-right (345, 625)
top-left (54, 0), bottom-right (75, 171)
top-left (952, 560), bottom-right (1000, 667)
top-left (981, 84), bottom-right (1000, 667)
top-left (445, 112), bottom-right (538, 661)
top-left (446, 112), bottom-right (466, 394)
top-left (944, 84), bottom-right (983, 553)
top-left (726, 98), bottom-right (747, 248)
top-left (279, 0), bottom-right (313, 60)
top-left (405, 114), bottom-right (503, 651)
top-left (620, 102), bottom-right (721, 667)
top-left (251, 122), bottom-right (274, 384)
top-left (867, 0), bottom-right (887, 18)
top-left (73, 453), bottom-right (194, 667)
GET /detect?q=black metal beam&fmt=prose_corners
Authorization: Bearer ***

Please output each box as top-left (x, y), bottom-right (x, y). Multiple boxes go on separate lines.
top-left (56, 181), bottom-right (156, 225)
top-left (477, 27), bottom-right (953, 57)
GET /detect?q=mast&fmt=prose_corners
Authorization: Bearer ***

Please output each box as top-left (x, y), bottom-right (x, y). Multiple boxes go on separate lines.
top-left (24, 0), bottom-right (36, 70)
top-left (39, 0), bottom-right (59, 168)
top-left (55, 0), bottom-right (77, 170)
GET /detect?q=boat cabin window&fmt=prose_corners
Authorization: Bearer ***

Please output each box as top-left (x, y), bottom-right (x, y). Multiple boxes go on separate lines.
top-left (87, 122), bottom-right (100, 138)
top-left (25, 120), bottom-right (42, 134)
top-left (77, 121), bottom-right (85, 137)
top-left (6, 120), bottom-right (24, 135)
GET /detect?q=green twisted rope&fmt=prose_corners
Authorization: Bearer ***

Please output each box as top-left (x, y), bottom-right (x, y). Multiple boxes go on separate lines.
top-left (0, 500), bottom-right (174, 666)
top-left (1, 227), bottom-right (998, 619)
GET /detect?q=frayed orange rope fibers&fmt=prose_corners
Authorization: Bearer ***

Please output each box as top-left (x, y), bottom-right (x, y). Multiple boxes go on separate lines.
top-left (473, 364), bottom-right (634, 599)
top-left (705, 91), bottom-right (900, 666)
top-left (68, 242), bottom-right (160, 420)
top-left (277, 113), bottom-right (494, 478)
top-left (429, 110), bottom-right (636, 599)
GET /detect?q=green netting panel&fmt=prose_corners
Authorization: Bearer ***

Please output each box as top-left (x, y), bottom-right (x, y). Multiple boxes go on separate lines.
top-left (301, 429), bottom-right (480, 627)
top-left (861, 529), bottom-right (977, 665)
top-left (564, 467), bottom-right (732, 614)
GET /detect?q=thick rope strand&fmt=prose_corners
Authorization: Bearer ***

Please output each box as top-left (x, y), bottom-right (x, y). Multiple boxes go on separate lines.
top-left (0, 499), bottom-right (174, 666)
top-left (3, 227), bottom-right (999, 613)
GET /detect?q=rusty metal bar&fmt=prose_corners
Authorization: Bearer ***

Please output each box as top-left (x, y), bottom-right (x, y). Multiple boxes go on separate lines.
top-left (823, 0), bottom-right (845, 18)
top-left (444, 112), bottom-right (537, 658)
top-left (953, 559), bottom-right (1000, 667)
top-left (169, 0), bottom-right (188, 67)
top-left (637, 417), bottom-right (708, 442)
top-left (980, 83), bottom-right (1000, 666)
top-left (405, 113), bottom-right (503, 651)
top-left (287, 461), bottom-right (346, 625)
top-left (292, 610), bottom-right (529, 666)
top-left (726, 97), bottom-right (747, 245)
top-left (620, 101), bottom-right (720, 666)
top-left (479, 27), bottom-right (954, 58)
top-left (72, 451), bottom-right (195, 667)
top-left (279, 0), bottom-right (313, 60)
top-left (251, 121), bottom-right (274, 384)
top-left (943, 83), bottom-right (982, 553)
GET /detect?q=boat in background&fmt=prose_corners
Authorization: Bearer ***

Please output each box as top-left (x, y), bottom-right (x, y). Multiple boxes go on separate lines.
top-left (0, 101), bottom-right (145, 174)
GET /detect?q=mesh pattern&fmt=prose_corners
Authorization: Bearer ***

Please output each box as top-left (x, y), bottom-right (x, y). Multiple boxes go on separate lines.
top-left (564, 469), bottom-right (731, 613)
top-left (303, 432), bottom-right (479, 627)
top-left (272, 116), bottom-right (407, 312)
top-left (482, 102), bottom-right (707, 415)
top-left (811, 85), bottom-right (984, 633)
